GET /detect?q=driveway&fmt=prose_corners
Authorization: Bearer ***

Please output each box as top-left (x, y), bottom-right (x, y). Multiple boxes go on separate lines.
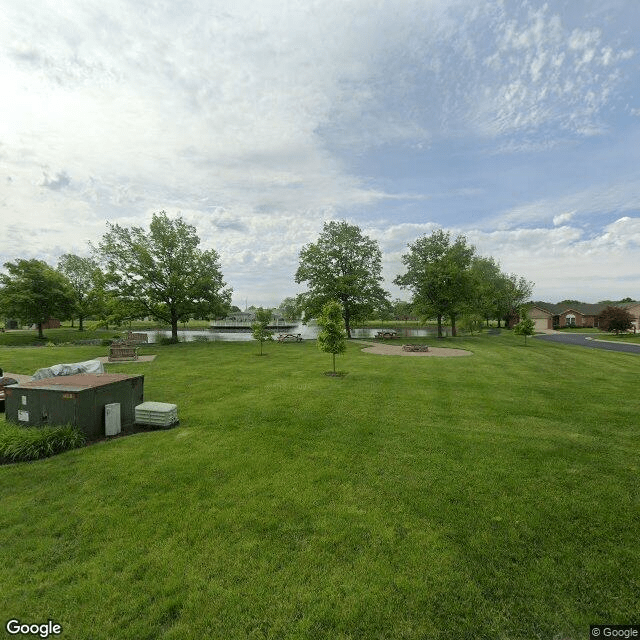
top-left (535, 332), bottom-right (640, 355)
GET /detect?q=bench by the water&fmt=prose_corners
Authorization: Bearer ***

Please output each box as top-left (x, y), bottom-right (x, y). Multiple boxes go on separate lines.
top-left (126, 332), bottom-right (148, 344)
top-left (277, 333), bottom-right (302, 343)
top-left (376, 330), bottom-right (399, 339)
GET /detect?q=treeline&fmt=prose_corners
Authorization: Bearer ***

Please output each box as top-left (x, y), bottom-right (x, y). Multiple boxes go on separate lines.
top-left (295, 222), bottom-right (533, 338)
top-left (0, 214), bottom-right (533, 340)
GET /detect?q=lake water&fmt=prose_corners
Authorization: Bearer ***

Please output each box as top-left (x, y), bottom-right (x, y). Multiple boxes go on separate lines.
top-left (147, 324), bottom-right (439, 342)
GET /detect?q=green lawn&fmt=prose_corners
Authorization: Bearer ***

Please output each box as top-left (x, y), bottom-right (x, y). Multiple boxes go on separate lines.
top-left (1, 335), bottom-right (638, 639)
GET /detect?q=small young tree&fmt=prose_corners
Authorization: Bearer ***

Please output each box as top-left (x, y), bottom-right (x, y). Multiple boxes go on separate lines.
top-left (251, 307), bottom-right (273, 355)
top-left (513, 307), bottom-right (536, 345)
top-left (599, 306), bottom-right (633, 334)
top-left (317, 300), bottom-right (347, 374)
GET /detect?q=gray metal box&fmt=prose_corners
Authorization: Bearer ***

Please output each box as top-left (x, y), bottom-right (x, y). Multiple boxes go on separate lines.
top-left (5, 374), bottom-right (144, 440)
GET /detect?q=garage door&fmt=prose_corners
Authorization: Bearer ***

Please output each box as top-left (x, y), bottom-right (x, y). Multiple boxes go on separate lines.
top-left (534, 317), bottom-right (549, 331)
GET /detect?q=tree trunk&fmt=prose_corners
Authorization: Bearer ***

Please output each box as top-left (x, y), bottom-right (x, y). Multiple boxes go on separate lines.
top-left (37, 322), bottom-right (44, 339)
top-left (450, 313), bottom-right (457, 337)
top-left (171, 309), bottom-right (179, 342)
top-left (344, 306), bottom-right (352, 339)
top-left (332, 352), bottom-right (336, 373)
top-left (79, 316), bottom-right (84, 331)
top-left (437, 315), bottom-right (443, 338)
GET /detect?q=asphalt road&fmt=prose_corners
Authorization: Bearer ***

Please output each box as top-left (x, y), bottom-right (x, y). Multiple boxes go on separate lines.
top-left (535, 332), bottom-right (640, 355)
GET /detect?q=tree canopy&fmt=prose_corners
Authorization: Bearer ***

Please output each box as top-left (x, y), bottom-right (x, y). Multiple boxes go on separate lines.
top-left (295, 221), bottom-right (389, 337)
top-left (97, 211), bottom-right (232, 341)
top-left (0, 259), bottom-right (74, 338)
top-left (57, 253), bottom-right (104, 331)
top-left (394, 229), bottom-right (476, 337)
top-left (598, 306), bottom-right (633, 334)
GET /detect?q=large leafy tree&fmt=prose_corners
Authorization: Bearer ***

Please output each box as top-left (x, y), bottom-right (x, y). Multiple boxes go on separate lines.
top-left (97, 211), bottom-right (232, 341)
top-left (394, 229), bottom-right (476, 337)
top-left (57, 254), bottom-right (105, 331)
top-left (295, 221), bottom-right (389, 338)
top-left (599, 306), bottom-right (633, 334)
top-left (0, 259), bottom-right (74, 338)
top-left (469, 257), bottom-right (533, 327)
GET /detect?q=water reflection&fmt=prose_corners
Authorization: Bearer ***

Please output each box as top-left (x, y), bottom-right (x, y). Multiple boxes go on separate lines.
top-left (148, 324), bottom-right (439, 342)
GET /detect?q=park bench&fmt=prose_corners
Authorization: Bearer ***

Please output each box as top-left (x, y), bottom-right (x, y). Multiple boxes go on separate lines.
top-left (126, 332), bottom-right (148, 344)
top-left (402, 344), bottom-right (429, 352)
top-left (108, 342), bottom-right (139, 362)
top-left (376, 330), bottom-right (399, 339)
top-left (277, 333), bottom-right (302, 343)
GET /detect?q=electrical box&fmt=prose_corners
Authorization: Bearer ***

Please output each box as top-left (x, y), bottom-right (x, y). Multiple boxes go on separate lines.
top-left (5, 374), bottom-right (144, 440)
top-left (105, 403), bottom-right (121, 436)
top-left (135, 402), bottom-right (179, 428)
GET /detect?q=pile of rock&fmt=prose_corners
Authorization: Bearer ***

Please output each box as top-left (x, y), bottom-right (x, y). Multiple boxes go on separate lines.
top-left (402, 344), bottom-right (429, 352)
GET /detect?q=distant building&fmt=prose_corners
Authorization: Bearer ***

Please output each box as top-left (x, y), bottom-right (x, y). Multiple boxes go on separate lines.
top-left (527, 302), bottom-right (640, 331)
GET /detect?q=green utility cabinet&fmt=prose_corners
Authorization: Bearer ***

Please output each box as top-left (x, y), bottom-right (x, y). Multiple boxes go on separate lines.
top-left (5, 374), bottom-right (144, 440)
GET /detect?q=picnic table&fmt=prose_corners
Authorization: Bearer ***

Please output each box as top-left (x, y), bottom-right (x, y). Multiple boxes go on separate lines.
top-left (376, 330), bottom-right (399, 339)
top-left (126, 331), bottom-right (148, 344)
top-left (277, 333), bottom-right (303, 343)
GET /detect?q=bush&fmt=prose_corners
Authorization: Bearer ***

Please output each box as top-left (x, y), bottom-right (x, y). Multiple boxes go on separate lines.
top-left (0, 423), bottom-right (85, 463)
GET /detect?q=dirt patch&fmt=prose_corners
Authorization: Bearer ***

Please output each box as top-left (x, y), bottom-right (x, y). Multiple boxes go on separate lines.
top-left (358, 342), bottom-right (472, 357)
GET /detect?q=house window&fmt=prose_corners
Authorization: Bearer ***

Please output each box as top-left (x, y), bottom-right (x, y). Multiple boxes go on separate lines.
top-left (565, 314), bottom-right (576, 326)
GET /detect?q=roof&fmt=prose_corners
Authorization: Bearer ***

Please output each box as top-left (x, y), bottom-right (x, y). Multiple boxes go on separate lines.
top-left (11, 373), bottom-right (143, 392)
top-left (529, 302), bottom-right (621, 316)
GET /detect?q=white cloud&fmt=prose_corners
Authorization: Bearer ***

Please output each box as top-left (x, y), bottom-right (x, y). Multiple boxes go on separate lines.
top-left (0, 0), bottom-right (638, 307)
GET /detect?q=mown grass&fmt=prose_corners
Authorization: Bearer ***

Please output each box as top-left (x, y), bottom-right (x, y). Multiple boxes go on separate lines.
top-left (0, 335), bottom-right (638, 639)
top-left (0, 328), bottom-right (125, 347)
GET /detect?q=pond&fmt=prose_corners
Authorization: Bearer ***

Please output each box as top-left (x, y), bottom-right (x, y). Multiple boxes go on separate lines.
top-left (147, 324), bottom-right (441, 342)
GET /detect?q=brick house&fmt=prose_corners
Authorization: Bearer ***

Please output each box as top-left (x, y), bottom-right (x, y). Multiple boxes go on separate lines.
top-left (529, 302), bottom-right (640, 332)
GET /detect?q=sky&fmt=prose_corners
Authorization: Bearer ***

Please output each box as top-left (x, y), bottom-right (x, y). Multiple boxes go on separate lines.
top-left (1, 0), bottom-right (639, 309)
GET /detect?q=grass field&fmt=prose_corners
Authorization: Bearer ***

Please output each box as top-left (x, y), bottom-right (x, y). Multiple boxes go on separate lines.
top-left (1, 334), bottom-right (638, 639)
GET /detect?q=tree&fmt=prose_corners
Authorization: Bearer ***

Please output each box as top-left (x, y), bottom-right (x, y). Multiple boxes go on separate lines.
top-left (513, 306), bottom-right (536, 344)
top-left (295, 221), bottom-right (389, 338)
top-left (97, 211), bottom-right (232, 342)
top-left (278, 297), bottom-right (301, 322)
top-left (0, 259), bottom-right (74, 338)
top-left (495, 273), bottom-right (534, 328)
top-left (599, 306), bottom-right (633, 334)
top-left (394, 229), bottom-right (475, 338)
top-left (57, 254), bottom-right (104, 331)
top-left (251, 307), bottom-right (273, 355)
top-left (317, 300), bottom-right (347, 374)
top-left (392, 299), bottom-right (414, 322)
top-left (459, 313), bottom-right (484, 335)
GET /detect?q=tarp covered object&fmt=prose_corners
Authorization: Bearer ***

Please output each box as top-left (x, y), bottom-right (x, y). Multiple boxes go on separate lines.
top-left (32, 359), bottom-right (105, 381)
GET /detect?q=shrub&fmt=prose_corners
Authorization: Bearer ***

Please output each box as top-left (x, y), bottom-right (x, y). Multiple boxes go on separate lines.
top-left (0, 423), bottom-right (85, 463)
